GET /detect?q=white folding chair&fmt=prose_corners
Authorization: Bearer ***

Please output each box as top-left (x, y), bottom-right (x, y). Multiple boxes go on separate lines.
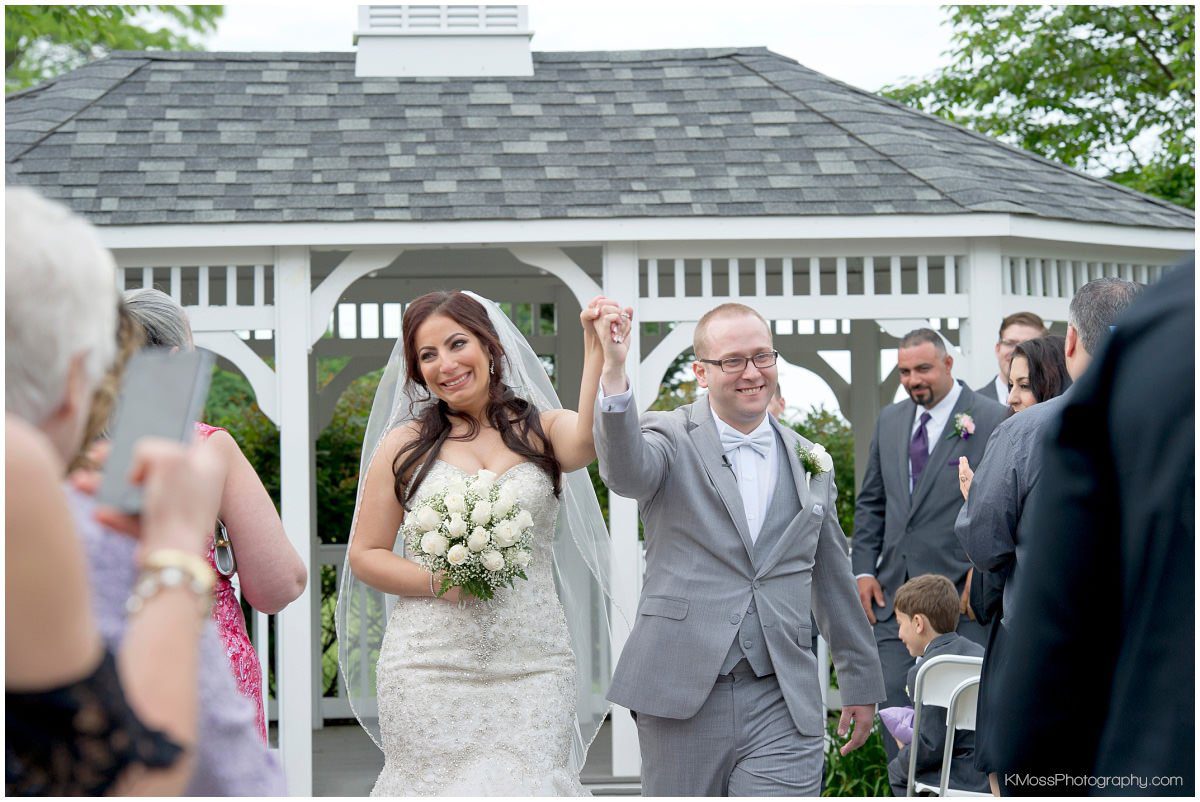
top-left (937, 676), bottom-right (989, 797)
top-left (905, 654), bottom-right (985, 797)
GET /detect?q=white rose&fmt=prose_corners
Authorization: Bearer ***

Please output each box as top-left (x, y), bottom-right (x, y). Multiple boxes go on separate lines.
top-left (498, 482), bottom-right (519, 506)
top-left (420, 532), bottom-right (449, 557)
top-left (510, 550), bottom-right (532, 569)
top-left (445, 476), bottom-right (468, 496)
top-left (513, 509), bottom-right (535, 531)
top-left (467, 526), bottom-right (490, 553)
top-left (470, 499), bottom-right (493, 526)
top-left (810, 443), bottom-right (834, 473)
top-left (480, 550), bottom-right (505, 572)
top-left (471, 469), bottom-right (497, 494)
top-left (492, 520), bottom-right (518, 547)
top-left (446, 544), bottom-right (470, 566)
top-left (445, 513), bottom-right (468, 538)
top-left (444, 493), bottom-right (466, 515)
top-left (414, 506), bottom-right (441, 532)
top-left (492, 496), bottom-right (514, 517)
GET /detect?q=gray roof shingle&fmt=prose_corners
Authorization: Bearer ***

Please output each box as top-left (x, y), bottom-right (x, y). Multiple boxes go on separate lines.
top-left (6, 47), bottom-right (1192, 229)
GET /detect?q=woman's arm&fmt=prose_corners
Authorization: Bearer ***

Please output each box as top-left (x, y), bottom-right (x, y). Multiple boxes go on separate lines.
top-left (347, 426), bottom-right (460, 602)
top-left (205, 430), bottom-right (306, 613)
top-left (6, 418), bottom-right (222, 795)
top-left (543, 298), bottom-right (632, 473)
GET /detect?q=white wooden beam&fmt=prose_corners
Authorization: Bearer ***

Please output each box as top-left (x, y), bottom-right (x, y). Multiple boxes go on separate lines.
top-left (962, 240), bottom-right (1006, 389)
top-left (309, 248), bottom-right (404, 348)
top-left (274, 246), bottom-right (314, 795)
top-left (508, 246), bottom-right (603, 311)
top-left (601, 241), bottom-right (641, 779)
top-left (638, 295), bottom-right (970, 323)
top-left (192, 331), bottom-right (279, 425)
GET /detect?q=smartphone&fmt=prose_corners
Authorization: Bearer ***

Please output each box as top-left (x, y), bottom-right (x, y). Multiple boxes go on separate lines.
top-left (96, 347), bottom-right (215, 514)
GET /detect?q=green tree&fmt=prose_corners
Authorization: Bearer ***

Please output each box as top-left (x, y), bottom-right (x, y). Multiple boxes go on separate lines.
top-left (6, 5), bottom-right (223, 93)
top-left (883, 5), bottom-right (1195, 207)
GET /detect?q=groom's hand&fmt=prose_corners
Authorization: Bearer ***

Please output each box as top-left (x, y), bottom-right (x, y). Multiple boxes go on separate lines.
top-left (837, 704), bottom-right (876, 756)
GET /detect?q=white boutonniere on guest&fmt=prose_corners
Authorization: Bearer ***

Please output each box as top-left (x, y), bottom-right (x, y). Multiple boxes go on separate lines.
top-left (796, 442), bottom-right (834, 487)
top-left (945, 412), bottom-right (976, 441)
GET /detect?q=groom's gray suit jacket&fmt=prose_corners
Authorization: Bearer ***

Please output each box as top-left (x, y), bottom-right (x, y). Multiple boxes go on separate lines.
top-left (596, 394), bottom-right (885, 736)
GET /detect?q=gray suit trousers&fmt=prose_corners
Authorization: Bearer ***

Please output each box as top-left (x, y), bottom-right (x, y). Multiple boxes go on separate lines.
top-left (636, 660), bottom-right (824, 796)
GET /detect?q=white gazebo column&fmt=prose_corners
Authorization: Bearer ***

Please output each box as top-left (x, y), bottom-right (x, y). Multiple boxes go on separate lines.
top-left (601, 242), bottom-right (642, 778)
top-left (962, 240), bottom-right (1005, 389)
top-left (847, 320), bottom-right (882, 492)
top-left (274, 245), bottom-right (314, 795)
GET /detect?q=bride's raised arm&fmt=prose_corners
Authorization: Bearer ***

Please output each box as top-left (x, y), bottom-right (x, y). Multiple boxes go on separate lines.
top-left (347, 424), bottom-right (458, 601)
top-left (543, 296), bottom-right (632, 473)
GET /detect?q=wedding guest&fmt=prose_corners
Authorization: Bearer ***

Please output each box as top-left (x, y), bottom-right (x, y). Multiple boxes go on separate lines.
top-left (989, 264), bottom-right (1191, 795)
top-left (124, 288), bottom-right (306, 742)
top-left (886, 574), bottom-right (988, 796)
top-left (955, 278), bottom-right (1142, 794)
top-left (5, 188), bottom-right (224, 795)
top-left (6, 187), bottom-right (285, 795)
top-left (852, 328), bottom-right (1006, 760)
top-left (974, 312), bottom-right (1047, 404)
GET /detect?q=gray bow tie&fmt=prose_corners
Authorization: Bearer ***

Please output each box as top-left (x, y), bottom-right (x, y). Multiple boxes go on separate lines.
top-left (720, 427), bottom-right (773, 458)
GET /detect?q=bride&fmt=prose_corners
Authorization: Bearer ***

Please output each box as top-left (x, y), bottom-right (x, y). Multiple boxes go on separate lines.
top-left (336, 290), bottom-right (630, 795)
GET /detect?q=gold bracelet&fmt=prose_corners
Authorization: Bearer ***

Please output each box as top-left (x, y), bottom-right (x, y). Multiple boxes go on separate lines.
top-left (127, 549), bottom-right (214, 616)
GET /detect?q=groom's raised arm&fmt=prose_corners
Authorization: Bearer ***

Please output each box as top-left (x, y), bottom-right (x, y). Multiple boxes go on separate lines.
top-left (590, 305), bottom-right (674, 503)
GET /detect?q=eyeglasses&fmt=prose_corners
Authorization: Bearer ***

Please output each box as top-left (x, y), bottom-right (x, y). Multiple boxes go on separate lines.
top-left (697, 351), bottom-right (779, 373)
top-left (998, 339), bottom-right (1023, 348)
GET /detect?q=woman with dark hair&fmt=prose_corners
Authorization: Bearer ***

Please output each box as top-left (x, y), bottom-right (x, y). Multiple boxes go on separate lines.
top-left (957, 333), bottom-right (1070, 794)
top-left (1004, 335), bottom-right (1070, 414)
top-left (340, 291), bottom-right (627, 795)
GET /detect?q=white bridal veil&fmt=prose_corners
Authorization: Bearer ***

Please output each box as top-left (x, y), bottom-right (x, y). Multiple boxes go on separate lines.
top-left (335, 292), bottom-right (616, 773)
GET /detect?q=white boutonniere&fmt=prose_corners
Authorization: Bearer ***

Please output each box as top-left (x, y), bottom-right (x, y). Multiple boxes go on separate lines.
top-left (796, 442), bottom-right (833, 486)
top-left (945, 412), bottom-right (977, 441)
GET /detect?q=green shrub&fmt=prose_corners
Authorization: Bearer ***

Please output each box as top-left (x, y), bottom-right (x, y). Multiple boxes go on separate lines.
top-left (823, 714), bottom-right (890, 796)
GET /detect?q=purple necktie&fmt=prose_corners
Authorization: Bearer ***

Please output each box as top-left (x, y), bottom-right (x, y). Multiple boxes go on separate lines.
top-left (909, 411), bottom-right (932, 491)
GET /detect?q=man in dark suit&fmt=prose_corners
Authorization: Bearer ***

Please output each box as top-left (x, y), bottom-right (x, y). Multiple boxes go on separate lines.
top-left (990, 263), bottom-right (1194, 796)
top-left (974, 312), bottom-right (1048, 404)
top-left (852, 328), bottom-right (1007, 758)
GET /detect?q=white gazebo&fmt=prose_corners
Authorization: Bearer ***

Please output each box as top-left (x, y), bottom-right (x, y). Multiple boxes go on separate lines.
top-left (7, 6), bottom-right (1192, 792)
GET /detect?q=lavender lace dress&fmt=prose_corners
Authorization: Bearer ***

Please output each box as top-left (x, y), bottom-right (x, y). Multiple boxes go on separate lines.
top-left (66, 486), bottom-right (285, 796)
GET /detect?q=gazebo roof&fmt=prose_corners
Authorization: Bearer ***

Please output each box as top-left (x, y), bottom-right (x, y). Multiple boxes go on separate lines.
top-left (6, 47), bottom-right (1192, 229)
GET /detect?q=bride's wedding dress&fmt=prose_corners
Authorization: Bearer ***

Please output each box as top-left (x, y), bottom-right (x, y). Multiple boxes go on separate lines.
top-left (370, 460), bottom-right (588, 797)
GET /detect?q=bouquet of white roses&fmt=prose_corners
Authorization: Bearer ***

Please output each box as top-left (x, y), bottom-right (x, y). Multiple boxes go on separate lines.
top-left (403, 468), bottom-right (535, 601)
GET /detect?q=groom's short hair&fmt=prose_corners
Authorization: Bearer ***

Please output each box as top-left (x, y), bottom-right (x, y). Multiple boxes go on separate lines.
top-left (694, 303), bottom-right (771, 358)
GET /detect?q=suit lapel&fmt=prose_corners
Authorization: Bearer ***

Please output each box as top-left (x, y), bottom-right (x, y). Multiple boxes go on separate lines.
top-left (908, 382), bottom-right (972, 516)
top-left (895, 403), bottom-right (917, 517)
top-left (688, 397), bottom-right (755, 561)
top-left (774, 417), bottom-right (812, 512)
top-left (756, 434), bottom-right (827, 579)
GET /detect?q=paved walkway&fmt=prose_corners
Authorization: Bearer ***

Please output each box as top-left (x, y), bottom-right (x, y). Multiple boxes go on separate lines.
top-left (311, 720), bottom-right (639, 796)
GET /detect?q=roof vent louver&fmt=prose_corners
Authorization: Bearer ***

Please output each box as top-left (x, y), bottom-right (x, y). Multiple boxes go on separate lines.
top-left (354, 4), bottom-right (533, 78)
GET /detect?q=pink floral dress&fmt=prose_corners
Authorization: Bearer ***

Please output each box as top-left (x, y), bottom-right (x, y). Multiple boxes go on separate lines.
top-left (195, 422), bottom-right (267, 742)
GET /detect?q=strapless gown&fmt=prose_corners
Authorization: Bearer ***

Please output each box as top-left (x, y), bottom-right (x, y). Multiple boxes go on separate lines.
top-left (370, 460), bottom-right (588, 796)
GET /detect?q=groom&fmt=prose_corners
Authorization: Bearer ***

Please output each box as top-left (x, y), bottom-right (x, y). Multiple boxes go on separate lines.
top-left (593, 302), bottom-right (885, 796)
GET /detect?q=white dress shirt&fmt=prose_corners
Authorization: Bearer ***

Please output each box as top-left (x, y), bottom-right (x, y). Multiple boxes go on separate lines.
top-left (710, 409), bottom-right (777, 544)
top-left (992, 375), bottom-right (1009, 406)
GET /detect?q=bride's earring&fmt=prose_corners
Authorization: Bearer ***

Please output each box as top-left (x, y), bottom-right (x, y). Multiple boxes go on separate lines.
top-left (489, 359), bottom-right (495, 376)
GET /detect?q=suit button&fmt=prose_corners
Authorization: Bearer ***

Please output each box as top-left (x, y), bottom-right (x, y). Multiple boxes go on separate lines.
top-left (743, 640), bottom-right (753, 649)
top-left (730, 614), bottom-right (740, 624)
top-left (753, 580), bottom-right (762, 589)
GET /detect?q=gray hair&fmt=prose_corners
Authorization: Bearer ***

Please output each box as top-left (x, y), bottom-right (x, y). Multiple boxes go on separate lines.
top-left (5, 187), bottom-right (118, 424)
top-left (1068, 277), bottom-right (1143, 354)
top-left (898, 327), bottom-right (947, 354)
top-left (123, 287), bottom-right (194, 349)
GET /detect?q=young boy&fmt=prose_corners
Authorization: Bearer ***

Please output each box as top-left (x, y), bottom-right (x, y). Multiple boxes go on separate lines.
top-left (887, 575), bottom-right (990, 796)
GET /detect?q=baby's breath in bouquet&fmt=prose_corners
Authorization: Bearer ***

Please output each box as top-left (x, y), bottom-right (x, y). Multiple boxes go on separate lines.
top-left (403, 468), bottom-right (534, 601)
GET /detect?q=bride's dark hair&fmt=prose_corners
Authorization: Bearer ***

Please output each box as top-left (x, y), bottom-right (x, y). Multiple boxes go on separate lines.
top-left (392, 291), bottom-right (562, 507)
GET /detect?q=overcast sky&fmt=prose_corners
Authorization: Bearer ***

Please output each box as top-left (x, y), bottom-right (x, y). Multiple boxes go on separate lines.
top-left (207, 1), bottom-right (955, 95)
top-left (207, 2), bottom-right (957, 414)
